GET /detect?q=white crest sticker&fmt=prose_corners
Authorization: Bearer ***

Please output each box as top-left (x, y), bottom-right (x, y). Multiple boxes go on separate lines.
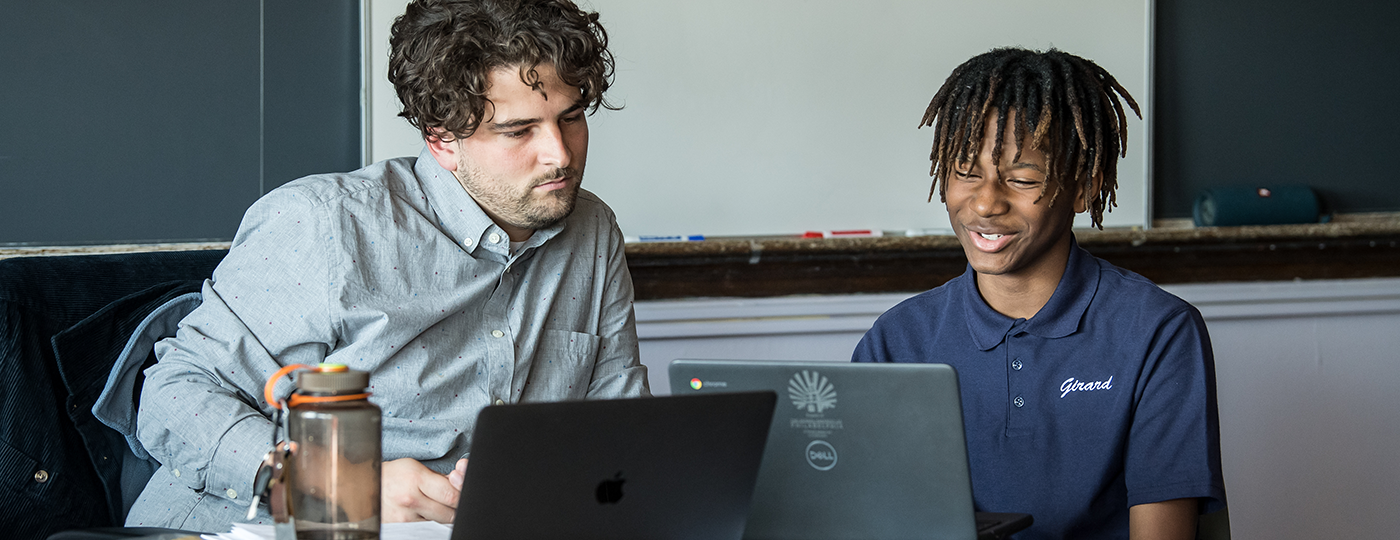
top-left (789, 370), bottom-right (837, 413)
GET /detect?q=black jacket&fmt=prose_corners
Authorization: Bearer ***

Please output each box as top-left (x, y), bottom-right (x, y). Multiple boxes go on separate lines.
top-left (0, 250), bottom-right (224, 540)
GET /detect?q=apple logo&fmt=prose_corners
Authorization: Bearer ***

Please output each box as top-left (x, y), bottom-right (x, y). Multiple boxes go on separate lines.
top-left (595, 471), bottom-right (626, 504)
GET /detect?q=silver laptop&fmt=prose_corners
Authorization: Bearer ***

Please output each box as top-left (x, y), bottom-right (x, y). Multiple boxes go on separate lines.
top-left (668, 360), bottom-right (1031, 540)
top-left (452, 392), bottom-right (777, 540)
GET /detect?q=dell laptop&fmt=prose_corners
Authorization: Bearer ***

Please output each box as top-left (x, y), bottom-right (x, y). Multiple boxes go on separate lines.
top-left (669, 360), bottom-right (1031, 540)
top-left (452, 391), bottom-right (777, 540)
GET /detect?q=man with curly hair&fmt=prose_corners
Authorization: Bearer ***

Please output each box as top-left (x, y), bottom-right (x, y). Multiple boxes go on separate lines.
top-left (128, 0), bottom-right (647, 531)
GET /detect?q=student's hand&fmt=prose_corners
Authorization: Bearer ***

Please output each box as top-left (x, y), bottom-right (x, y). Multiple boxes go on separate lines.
top-left (382, 457), bottom-right (468, 523)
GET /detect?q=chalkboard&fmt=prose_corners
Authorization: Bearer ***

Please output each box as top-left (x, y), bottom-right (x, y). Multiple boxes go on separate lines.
top-left (0, 1), bottom-right (361, 245)
top-left (1154, 0), bottom-right (1400, 219)
top-left (366, 0), bottom-right (1153, 238)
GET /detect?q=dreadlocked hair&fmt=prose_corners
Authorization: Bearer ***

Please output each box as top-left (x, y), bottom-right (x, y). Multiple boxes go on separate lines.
top-left (919, 47), bottom-right (1140, 229)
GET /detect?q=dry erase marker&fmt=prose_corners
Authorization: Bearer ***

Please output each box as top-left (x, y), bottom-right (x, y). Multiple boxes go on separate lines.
top-left (802, 230), bottom-right (885, 239)
top-left (632, 235), bottom-right (706, 242)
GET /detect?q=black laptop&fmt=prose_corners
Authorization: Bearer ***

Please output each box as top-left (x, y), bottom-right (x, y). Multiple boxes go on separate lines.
top-left (669, 360), bottom-right (1032, 540)
top-left (451, 392), bottom-right (777, 540)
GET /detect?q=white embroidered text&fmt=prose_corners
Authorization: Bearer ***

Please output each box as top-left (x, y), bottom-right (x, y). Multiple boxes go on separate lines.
top-left (1060, 376), bottom-right (1113, 398)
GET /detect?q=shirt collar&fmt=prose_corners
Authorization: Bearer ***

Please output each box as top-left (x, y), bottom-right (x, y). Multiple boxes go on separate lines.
top-left (413, 147), bottom-right (566, 258)
top-left (960, 235), bottom-right (1099, 350)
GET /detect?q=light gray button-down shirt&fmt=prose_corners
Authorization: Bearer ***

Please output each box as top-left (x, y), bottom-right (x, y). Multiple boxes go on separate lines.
top-left (127, 150), bottom-right (648, 531)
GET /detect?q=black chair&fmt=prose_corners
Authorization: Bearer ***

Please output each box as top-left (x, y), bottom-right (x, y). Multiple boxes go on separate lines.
top-left (0, 250), bottom-right (226, 540)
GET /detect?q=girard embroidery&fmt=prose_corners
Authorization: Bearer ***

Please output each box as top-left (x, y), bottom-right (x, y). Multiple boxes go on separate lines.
top-left (1060, 376), bottom-right (1113, 398)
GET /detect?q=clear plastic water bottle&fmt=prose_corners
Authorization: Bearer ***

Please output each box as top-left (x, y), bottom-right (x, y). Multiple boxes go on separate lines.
top-left (285, 364), bottom-right (382, 540)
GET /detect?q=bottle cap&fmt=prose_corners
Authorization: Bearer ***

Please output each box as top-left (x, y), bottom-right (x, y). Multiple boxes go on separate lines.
top-left (297, 367), bottom-right (369, 394)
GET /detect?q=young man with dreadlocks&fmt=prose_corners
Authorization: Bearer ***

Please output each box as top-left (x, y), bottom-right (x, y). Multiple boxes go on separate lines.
top-left (128, 0), bottom-right (648, 531)
top-left (853, 48), bottom-right (1226, 539)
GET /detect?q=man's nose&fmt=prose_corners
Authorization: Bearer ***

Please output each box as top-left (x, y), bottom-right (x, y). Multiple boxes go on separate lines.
top-left (535, 123), bottom-right (571, 169)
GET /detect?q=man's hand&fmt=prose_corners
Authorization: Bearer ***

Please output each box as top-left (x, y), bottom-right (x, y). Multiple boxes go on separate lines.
top-left (382, 457), bottom-right (469, 523)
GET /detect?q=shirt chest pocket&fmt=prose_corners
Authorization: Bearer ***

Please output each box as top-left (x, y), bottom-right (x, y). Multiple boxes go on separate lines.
top-left (526, 329), bottom-right (602, 399)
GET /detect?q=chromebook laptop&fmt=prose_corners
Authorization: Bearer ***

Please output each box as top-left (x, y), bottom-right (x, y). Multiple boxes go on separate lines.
top-left (452, 392), bottom-right (777, 540)
top-left (668, 360), bottom-right (1032, 540)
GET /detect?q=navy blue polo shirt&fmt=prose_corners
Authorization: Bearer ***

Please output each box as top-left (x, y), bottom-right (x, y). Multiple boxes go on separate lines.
top-left (853, 240), bottom-right (1226, 540)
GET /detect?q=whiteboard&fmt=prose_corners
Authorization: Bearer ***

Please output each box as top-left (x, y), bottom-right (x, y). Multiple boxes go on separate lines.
top-left (366, 0), bottom-right (1152, 237)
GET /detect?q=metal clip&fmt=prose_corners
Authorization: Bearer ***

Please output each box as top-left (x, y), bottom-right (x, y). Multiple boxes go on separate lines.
top-left (247, 402), bottom-right (293, 521)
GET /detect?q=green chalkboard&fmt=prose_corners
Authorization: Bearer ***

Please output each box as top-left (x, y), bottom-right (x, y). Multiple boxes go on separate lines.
top-left (1155, 0), bottom-right (1400, 219)
top-left (0, 1), bottom-right (361, 245)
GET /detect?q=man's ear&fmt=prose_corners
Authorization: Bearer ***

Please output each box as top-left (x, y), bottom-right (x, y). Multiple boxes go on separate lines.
top-left (1073, 173), bottom-right (1104, 213)
top-left (424, 129), bottom-right (460, 172)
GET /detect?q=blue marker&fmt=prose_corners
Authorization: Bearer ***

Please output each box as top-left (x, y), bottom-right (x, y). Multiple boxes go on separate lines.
top-left (634, 235), bottom-right (706, 242)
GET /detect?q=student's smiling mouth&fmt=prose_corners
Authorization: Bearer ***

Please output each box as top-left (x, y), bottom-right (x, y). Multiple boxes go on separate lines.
top-left (965, 226), bottom-right (1015, 252)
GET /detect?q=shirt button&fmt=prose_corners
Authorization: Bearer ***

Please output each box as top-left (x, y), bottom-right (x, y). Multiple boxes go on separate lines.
top-left (33, 470), bottom-right (50, 483)
top-left (489, 233), bottom-right (502, 244)
top-left (173, 469), bottom-right (181, 478)
top-left (226, 488), bottom-right (239, 499)
top-left (1011, 359), bottom-right (1023, 371)
top-left (491, 330), bottom-right (504, 338)
top-left (494, 398), bottom-right (505, 406)
top-left (1013, 396), bottom-right (1025, 408)
top-left (463, 237), bottom-right (474, 247)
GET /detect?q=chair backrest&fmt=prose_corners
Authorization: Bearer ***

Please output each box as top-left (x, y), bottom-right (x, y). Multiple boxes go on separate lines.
top-left (0, 249), bottom-right (225, 540)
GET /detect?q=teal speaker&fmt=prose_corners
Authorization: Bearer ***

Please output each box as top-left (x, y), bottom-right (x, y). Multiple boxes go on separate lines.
top-left (1193, 185), bottom-right (1323, 227)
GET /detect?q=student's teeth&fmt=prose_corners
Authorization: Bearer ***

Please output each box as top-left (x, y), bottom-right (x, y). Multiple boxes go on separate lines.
top-left (980, 233), bottom-right (1003, 240)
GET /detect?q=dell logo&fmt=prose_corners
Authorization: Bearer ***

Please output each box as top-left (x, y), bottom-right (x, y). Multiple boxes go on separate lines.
top-left (805, 440), bottom-right (838, 471)
top-left (595, 471), bottom-right (625, 504)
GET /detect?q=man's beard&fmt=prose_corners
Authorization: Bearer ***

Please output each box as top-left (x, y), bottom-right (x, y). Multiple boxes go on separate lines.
top-left (455, 160), bottom-right (582, 232)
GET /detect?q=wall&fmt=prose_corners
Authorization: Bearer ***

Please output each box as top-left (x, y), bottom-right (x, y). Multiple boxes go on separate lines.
top-left (635, 277), bottom-right (1400, 540)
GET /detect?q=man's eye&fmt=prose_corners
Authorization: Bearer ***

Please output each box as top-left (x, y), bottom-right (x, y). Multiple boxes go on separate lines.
top-left (562, 114), bottom-right (582, 124)
top-left (504, 129), bottom-right (528, 139)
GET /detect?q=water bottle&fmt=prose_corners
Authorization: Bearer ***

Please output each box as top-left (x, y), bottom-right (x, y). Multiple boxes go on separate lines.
top-left (279, 363), bottom-right (382, 539)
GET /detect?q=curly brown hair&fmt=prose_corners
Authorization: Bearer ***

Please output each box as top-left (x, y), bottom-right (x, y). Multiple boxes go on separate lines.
top-left (920, 48), bottom-right (1140, 228)
top-left (388, 0), bottom-right (618, 141)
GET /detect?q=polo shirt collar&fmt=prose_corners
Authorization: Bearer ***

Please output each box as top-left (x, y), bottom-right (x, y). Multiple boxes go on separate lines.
top-left (961, 236), bottom-right (1099, 350)
top-left (413, 148), bottom-right (565, 257)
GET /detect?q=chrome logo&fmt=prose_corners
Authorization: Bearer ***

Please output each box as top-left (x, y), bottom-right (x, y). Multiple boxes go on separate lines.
top-left (690, 378), bottom-right (702, 390)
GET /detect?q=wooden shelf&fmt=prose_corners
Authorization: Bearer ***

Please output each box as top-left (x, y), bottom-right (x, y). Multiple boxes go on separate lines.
top-left (625, 220), bottom-right (1400, 299)
top-left (8, 221), bottom-right (1399, 301)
